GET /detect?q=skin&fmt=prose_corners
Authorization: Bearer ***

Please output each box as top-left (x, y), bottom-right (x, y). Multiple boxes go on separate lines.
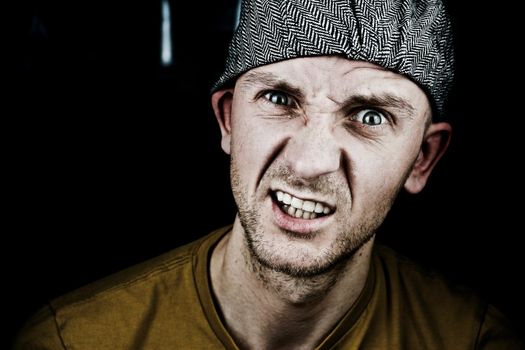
top-left (210, 56), bottom-right (451, 350)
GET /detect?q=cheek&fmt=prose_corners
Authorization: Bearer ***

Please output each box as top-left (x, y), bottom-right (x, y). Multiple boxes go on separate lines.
top-left (229, 104), bottom-right (290, 189)
top-left (231, 118), bottom-right (266, 165)
top-left (345, 139), bottom-right (420, 200)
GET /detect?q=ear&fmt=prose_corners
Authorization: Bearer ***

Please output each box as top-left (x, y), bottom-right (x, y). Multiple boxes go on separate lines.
top-left (404, 122), bottom-right (452, 194)
top-left (211, 89), bottom-right (234, 155)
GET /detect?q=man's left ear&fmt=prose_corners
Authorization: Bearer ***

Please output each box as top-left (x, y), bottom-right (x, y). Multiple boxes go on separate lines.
top-left (404, 122), bottom-right (452, 194)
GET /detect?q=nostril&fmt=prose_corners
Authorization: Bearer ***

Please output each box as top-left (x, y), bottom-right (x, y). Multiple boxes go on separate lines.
top-left (288, 156), bottom-right (341, 181)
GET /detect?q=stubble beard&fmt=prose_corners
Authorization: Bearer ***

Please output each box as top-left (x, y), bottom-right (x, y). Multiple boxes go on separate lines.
top-left (230, 159), bottom-right (399, 288)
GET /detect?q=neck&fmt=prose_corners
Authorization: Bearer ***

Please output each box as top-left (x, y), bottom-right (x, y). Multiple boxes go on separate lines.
top-left (210, 217), bottom-right (374, 350)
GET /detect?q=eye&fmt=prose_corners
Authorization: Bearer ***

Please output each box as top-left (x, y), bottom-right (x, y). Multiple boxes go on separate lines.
top-left (264, 91), bottom-right (293, 106)
top-left (352, 109), bottom-right (388, 126)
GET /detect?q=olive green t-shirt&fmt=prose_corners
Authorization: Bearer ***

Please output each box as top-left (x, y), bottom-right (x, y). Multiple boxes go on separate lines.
top-left (13, 226), bottom-right (523, 349)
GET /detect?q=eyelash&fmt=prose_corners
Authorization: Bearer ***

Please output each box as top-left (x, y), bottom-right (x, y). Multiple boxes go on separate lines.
top-left (349, 108), bottom-right (390, 127)
top-left (257, 91), bottom-right (393, 128)
top-left (259, 90), bottom-right (296, 108)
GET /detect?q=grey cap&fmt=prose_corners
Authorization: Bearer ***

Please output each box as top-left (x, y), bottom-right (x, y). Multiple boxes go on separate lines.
top-left (212, 0), bottom-right (454, 119)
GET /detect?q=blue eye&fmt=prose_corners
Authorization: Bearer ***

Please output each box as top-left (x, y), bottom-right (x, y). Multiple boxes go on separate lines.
top-left (352, 109), bottom-right (387, 126)
top-left (264, 91), bottom-right (293, 106)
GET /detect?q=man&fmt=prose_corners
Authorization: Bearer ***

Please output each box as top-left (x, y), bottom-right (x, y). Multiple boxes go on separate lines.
top-left (14, 0), bottom-right (522, 349)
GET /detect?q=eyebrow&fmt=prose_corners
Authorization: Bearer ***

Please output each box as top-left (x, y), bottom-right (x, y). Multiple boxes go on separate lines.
top-left (241, 71), bottom-right (415, 117)
top-left (341, 94), bottom-right (415, 118)
top-left (240, 71), bottom-right (304, 99)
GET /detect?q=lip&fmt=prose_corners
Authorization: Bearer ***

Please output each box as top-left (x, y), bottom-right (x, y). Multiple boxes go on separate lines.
top-left (271, 197), bottom-right (332, 235)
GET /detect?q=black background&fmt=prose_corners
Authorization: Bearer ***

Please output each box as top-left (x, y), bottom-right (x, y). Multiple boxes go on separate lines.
top-left (7, 0), bottom-right (524, 346)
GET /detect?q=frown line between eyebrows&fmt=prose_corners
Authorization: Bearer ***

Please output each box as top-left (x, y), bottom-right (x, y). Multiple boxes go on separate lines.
top-left (240, 71), bottom-right (416, 120)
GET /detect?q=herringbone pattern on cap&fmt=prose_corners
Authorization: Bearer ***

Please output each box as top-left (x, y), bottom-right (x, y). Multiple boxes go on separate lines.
top-left (213, 0), bottom-right (454, 119)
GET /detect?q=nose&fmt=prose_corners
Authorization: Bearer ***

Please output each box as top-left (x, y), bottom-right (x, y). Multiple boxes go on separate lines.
top-left (283, 123), bottom-right (341, 181)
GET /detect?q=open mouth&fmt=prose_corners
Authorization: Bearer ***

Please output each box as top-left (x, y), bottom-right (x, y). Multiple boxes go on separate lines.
top-left (271, 190), bottom-right (334, 220)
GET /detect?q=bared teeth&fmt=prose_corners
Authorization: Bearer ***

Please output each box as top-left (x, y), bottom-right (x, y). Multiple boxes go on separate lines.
top-left (275, 190), bottom-right (332, 217)
top-left (283, 193), bottom-right (292, 205)
top-left (291, 197), bottom-right (303, 210)
top-left (302, 201), bottom-right (315, 212)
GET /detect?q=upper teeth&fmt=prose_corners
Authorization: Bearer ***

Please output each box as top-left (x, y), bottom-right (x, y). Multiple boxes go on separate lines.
top-left (275, 190), bottom-right (332, 215)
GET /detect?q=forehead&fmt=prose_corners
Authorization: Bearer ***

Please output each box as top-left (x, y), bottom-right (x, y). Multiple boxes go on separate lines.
top-left (237, 56), bottom-right (430, 112)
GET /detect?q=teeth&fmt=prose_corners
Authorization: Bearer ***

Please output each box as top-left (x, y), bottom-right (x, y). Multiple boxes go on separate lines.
top-left (283, 193), bottom-right (292, 205)
top-left (291, 197), bottom-right (303, 209)
top-left (274, 190), bottom-right (333, 218)
top-left (302, 200), bottom-right (315, 212)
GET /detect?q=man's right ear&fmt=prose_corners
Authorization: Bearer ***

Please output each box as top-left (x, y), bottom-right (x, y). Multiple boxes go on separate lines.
top-left (211, 89), bottom-right (234, 155)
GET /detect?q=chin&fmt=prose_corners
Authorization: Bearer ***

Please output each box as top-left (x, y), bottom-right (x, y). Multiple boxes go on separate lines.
top-left (244, 218), bottom-right (367, 278)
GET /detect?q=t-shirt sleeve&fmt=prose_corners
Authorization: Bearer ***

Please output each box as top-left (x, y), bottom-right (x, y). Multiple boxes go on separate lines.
top-left (12, 304), bottom-right (66, 350)
top-left (476, 304), bottom-right (524, 350)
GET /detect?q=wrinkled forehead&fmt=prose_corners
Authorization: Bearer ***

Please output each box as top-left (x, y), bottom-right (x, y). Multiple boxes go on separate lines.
top-left (236, 56), bottom-right (431, 114)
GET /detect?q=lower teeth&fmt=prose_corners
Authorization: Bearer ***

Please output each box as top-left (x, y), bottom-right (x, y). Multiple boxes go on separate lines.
top-left (282, 204), bottom-right (318, 219)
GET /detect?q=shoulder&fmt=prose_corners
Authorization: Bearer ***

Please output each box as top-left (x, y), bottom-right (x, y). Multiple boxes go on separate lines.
top-left (13, 226), bottom-right (230, 350)
top-left (52, 236), bottom-right (201, 311)
top-left (372, 245), bottom-right (524, 349)
top-left (375, 244), bottom-right (485, 320)
top-left (375, 244), bottom-right (478, 304)
top-left (48, 235), bottom-right (203, 316)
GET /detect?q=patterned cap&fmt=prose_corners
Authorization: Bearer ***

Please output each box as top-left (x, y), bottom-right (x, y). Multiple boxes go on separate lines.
top-left (212, 0), bottom-right (454, 119)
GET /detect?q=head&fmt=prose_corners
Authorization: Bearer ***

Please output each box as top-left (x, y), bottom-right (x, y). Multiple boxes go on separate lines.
top-left (211, 0), bottom-right (453, 278)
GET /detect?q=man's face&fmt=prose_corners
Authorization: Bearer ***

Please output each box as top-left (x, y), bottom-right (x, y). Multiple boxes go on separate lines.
top-left (221, 56), bottom-right (432, 277)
